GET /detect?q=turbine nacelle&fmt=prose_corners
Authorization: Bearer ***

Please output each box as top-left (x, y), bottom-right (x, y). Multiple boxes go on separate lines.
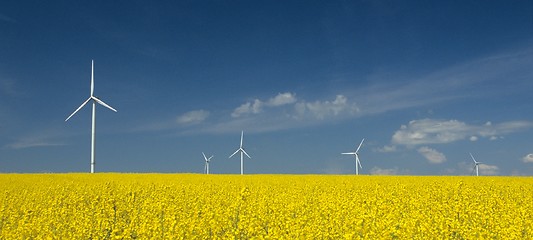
top-left (65, 60), bottom-right (117, 173)
top-left (65, 96), bottom-right (117, 122)
top-left (230, 147), bottom-right (251, 159)
top-left (202, 152), bottom-right (213, 174)
top-left (342, 138), bottom-right (365, 175)
top-left (470, 153), bottom-right (482, 176)
top-left (229, 131), bottom-right (251, 175)
top-left (202, 152), bottom-right (213, 163)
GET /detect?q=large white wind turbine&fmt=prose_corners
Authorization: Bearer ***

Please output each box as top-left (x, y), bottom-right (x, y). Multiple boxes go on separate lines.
top-left (342, 138), bottom-right (365, 175)
top-left (470, 153), bottom-right (482, 176)
top-left (229, 131), bottom-right (251, 175)
top-left (65, 60), bottom-right (117, 173)
top-left (202, 152), bottom-right (213, 174)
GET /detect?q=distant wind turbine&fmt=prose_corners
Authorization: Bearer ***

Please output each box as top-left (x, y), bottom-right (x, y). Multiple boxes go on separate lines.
top-left (342, 138), bottom-right (365, 175)
top-left (202, 152), bottom-right (213, 174)
top-left (65, 60), bottom-right (117, 173)
top-left (229, 131), bottom-right (251, 175)
top-left (470, 153), bottom-right (482, 176)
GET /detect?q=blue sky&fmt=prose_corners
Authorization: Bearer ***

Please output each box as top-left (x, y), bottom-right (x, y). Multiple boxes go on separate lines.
top-left (1, 1), bottom-right (532, 175)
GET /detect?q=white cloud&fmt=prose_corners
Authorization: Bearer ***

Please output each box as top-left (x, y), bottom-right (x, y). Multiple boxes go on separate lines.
top-left (142, 46), bottom-right (533, 136)
top-left (417, 146), bottom-right (446, 164)
top-left (375, 145), bottom-right (397, 153)
top-left (337, 45), bottom-right (533, 122)
top-left (230, 93), bottom-right (358, 122)
top-left (369, 167), bottom-right (408, 175)
top-left (267, 92), bottom-right (296, 106)
top-left (393, 119), bottom-right (469, 145)
top-left (522, 154), bottom-right (533, 163)
top-left (296, 95), bottom-right (359, 120)
top-left (231, 99), bottom-right (263, 117)
top-left (457, 161), bottom-right (499, 176)
top-left (479, 164), bottom-right (499, 175)
top-left (0, 78), bottom-right (23, 97)
top-left (510, 170), bottom-right (529, 176)
top-left (0, 14), bottom-right (17, 23)
top-left (177, 110), bottom-right (210, 125)
top-left (231, 93), bottom-right (297, 118)
top-left (322, 159), bottom-right (351, 174)
top-left (392, 119), bottom-right (533, 146)
top-left (6, 137), bottom-right (65, 149)
top-left (152, 46), bottom-right (533, 136)
top-left (4, 127), bottom-right (69, 150)
top-left (196, 94), bottom-right (362, 134)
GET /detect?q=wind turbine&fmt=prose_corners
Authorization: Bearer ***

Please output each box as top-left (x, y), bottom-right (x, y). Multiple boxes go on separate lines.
top-left (65, 60), bottom-right (117, 173)
top-left (342, 138), bottom-right (365, 175)
top-left (470, 153), bottom-right (482, 176)
top-left (202, 152), bottom-right (213, 174)
top-left (229, 131), bottom-right (251, 175)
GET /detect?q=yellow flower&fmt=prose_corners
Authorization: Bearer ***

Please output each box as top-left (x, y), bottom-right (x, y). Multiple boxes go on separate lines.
top-left (0, 174), bottom-right (531, 238)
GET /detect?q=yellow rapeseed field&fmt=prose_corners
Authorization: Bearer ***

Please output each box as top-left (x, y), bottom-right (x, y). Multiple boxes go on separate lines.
top-left (0, 174), bottom-right (531, 239)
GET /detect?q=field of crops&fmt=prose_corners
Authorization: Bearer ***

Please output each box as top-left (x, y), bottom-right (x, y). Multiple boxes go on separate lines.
top-left (0, 174), bottom-right (531, 239)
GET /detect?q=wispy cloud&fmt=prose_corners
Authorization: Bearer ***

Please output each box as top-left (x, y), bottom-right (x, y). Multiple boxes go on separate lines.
top-left (455, 161), bottom-right (499, 176)
top-left (352, 45), bottom-right (533, 117)
top-left (391, 119), bottom-right (533, 146)
top-left (140, 45), bottom-right (533, 135)
top-left (209, 94), bottom-right (360, 134)
top-left (322, 159), bottom-right (352, 174)
top-left (369, 167), bottom-right (409, 175)
top-left (231, 99), bottom-right (263, 117)
top-left (375, 145), bottom-right (397, 153)
top-left (5, 136), bottom-right (65, 150)
top-left (522, 154), bottom-right (533, 163)
top-left (4, 126), bottom-right (71, 150)
top-left (177, 110), bottom-right (210, 125)
top-left (226, 46), bottom-right (533, 137)
top-left (0, 77), bottom-right (25, 135)
top-left (417, 146), bottom-right (446, 164)
top-left (0, 13), bottom-right (17, 23)
top-left (154, 93), bottom-right (361, 135)
top-left (294, 95), bottom-right (359, 120)
top-left (267, 92), bottom-right (297, 106)
top-left (231, 92), bottom-right (297, 117)
top-left (478, 164), bottom-right (499, 175)
top-left (446, 161), bottom-right (500, 176)
top-left (0, 78), bottom-right (23, 97)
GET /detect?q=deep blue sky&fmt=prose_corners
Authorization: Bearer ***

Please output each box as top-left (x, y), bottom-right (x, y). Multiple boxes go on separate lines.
top-left (1, 1), bottom-right (532, 175)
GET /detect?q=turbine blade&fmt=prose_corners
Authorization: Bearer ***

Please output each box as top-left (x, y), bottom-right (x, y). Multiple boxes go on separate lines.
top-left (356, 155), bottom-right (362, 169)
top-left (90, 60), bottom-right (94, 96)
top-left (469, 153), bottom-right (477, 163)
top-left (242, 148), bottom-right (251, 159)
top-left (342, 152), bottom-right (356, 155)
top-left (240, 131), bottom-right (244, 148)
top-left (92, 96), bottom-right (118, 112)
top-left (208, 156), bottom-right (213, 161)
top-left (65, 97), bottom-right (91, 121)
top-left (202, 152), bottom-right (207, 161)
top-left (356, 138), bottom-right (365, 153)
top-left (229, 149), bottom-right (239, 158)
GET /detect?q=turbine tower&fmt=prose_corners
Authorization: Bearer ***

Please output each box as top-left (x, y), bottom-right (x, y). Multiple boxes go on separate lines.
top-left (342, 138), bottom-right (365, 175)
top-left (65, 60), bottom-right (117, 173)
top-left (229, 131), bottom-right (251, 175)
top-left (202, 152), bottom-right (213, 174)
top-left (470, 153), bottom-right (482, 176)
